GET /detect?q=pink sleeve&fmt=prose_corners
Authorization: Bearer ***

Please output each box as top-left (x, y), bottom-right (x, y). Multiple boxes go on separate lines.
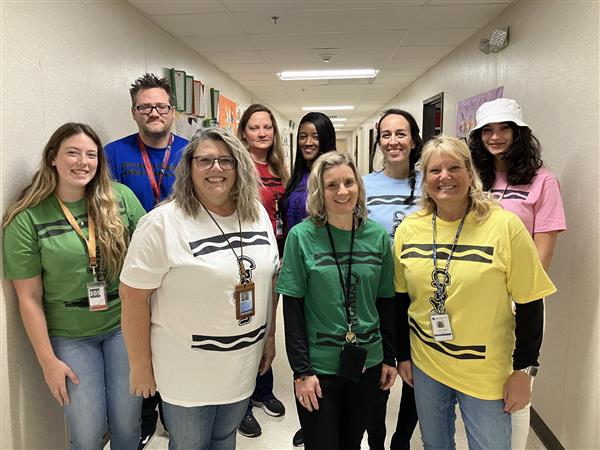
top-left (533, 170), bottom-right (566, 234)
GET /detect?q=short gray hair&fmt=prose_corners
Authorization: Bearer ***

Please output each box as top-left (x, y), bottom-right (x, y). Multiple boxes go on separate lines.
top-left (306, 152), bottom-right (367, 226)
top-left (170, 127), bottom-right (261, 223)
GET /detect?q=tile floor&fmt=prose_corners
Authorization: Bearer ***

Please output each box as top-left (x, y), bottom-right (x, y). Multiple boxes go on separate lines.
top-left (144, 308), bottom-right (546, 450)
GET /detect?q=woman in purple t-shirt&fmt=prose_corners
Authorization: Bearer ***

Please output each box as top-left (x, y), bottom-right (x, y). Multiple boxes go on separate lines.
top-left (469, 98), bottom-right (566, 450)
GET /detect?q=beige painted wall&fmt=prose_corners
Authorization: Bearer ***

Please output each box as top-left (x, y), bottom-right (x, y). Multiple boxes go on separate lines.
top-left (353, 2), bottom-right (600, 448)
top-left (0, 2), bottom-right (289, 448)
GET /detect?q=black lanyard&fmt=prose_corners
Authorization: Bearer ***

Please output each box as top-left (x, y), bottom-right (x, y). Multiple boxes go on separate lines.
top-left (325, 219), bottom-right (356, 332)
top-left (200, 202), bottom-right (249, 284)
top-left (431, 208), bottom-right (468, 313)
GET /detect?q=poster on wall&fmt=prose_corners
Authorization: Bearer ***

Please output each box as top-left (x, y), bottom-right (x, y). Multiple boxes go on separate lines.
top-left (218, 94), bottom-right (238, 132)
top-left (455, 86), bottom-right (504, 138)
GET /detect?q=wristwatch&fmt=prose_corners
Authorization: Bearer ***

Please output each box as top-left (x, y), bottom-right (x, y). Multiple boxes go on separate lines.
top-left (519, 366), bottom-right (539, 377)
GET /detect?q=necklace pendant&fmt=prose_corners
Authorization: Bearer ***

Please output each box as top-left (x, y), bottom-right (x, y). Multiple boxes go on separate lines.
top-left (345, 331), bottom-right (356, 343)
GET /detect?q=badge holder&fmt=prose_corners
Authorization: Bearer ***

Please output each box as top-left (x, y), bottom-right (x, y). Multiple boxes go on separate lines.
top-left (338, 331), bottom-right (367, 383)
top-left (430, 311), bottom-right (453, 342)
top-left (235, 259), bottom-right (255, 319)
top-left (87, 266), bottom-right (108, 311)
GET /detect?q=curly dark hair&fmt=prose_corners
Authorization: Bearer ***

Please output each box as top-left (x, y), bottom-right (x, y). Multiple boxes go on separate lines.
top-left (372, 108), bottom-right (423, 205)
top-left (469, 123), bottom-right (543, 191)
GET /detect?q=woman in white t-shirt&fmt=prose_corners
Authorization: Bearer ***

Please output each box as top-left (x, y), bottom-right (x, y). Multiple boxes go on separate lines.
top-left (119, 127), bottom-right (280, 450)
top-left (469, 99), bottom-right (566, 450)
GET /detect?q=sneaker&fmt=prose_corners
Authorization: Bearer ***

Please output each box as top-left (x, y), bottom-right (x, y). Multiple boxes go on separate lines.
top-left (292, 428), bottom-right (304, 447)
top-left (252, 397), bottom-right (286, 417)
top-left (238, 412), bottom-right (262, 437)
top-left (138, 432), bottom-right (155, 450)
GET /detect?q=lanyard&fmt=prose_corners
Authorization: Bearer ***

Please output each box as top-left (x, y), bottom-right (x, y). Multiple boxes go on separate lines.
top-left (200, 202), bottom-right (249, 283)
top-left (431, 208), bottom-right (468, 313)
top-left (137, 133), bottom-right (173, 205)
top-left (56, 195), bottom-right (97, 270)
top-left (325, 218), bottom-right (356, 334)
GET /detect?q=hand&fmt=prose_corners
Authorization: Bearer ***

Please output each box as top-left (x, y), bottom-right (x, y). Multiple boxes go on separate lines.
top-left (41, 358), bottom-right (79, 406)
top-left (130, 365), bottom-right (156, 398)
top-left (380, 364), bottom-right (398, 390)
top-left (258, 335), bottom-right (276, 375)
top-left (295, 375), bottom-right (322, 412)
top-left (503, 370), bottom-right (533, 413)
top-left (398, 360), bottom-right (414, 387)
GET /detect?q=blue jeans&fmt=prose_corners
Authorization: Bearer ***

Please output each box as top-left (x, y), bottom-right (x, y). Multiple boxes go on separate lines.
top-left (412, 365), bottom-right (510, 450)
top-left (163, 398), bottom-right (249, 450)
top-left (50, 328), bottom-right (141, 450)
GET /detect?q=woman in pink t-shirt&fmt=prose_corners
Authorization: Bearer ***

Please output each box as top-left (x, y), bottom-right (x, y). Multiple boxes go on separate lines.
top-left (469, 98), bottom-right (566, 450)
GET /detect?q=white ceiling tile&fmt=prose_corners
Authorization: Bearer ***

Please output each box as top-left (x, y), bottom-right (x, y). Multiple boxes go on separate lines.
top-left (151, 13), bottom-right (236, 37)
top-left (201, 51), bottom-right (263, 64)
top-left (390, 45), bottom-right (455, 59)
top-left (400, 28), bottom-right (479, 46)
top-left (182, 35), bottom-right (255, 52)
top-left (413, 3), bottom-right (511, 29)
top-left (222, 1), bottom-right (426, 12)
top-left (384, 58), bottom-right (440, 70)
top-left (129, 0), bottom-right (225, 16)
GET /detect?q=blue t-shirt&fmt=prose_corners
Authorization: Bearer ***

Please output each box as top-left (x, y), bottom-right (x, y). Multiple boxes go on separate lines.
top-left (363, 171), bottom-right (423, 240)
top-left (105, 133), bottom-right (188, 211)
top-left (283, 172), bottom-right (309, 232)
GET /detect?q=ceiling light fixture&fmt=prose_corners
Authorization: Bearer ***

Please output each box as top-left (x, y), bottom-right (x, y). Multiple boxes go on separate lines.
top-left (330, 118), bottom-right (348, 122)
top-left (302, 105), bottom-right (354, 111)
top-left (278, 69), bottom-right (378, 81)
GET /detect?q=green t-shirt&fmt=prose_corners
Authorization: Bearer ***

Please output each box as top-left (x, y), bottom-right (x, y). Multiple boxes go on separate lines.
top-left (276, 218), bottom-right (395, 375)
top-left (3, 182), bottom-right (146, 337)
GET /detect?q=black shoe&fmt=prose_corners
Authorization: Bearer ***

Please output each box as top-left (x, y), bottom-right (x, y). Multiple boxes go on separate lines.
top-left (238, 412), bottom-right (262, 437)
top-left (138, 432), bottom-right (155, 450)
top-left (252, 397), bottom-right (286, 417)
top-left (293, 428), bottom-right (304, 447)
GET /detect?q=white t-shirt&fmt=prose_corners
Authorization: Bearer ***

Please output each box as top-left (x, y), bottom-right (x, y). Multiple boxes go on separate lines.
top-left (121, 200), bottom-right (279, 407)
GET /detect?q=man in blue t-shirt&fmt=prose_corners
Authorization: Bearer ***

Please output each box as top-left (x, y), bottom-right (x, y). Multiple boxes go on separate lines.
top-left (105, 73), bottom-right (188, 212)
top-left (105, 73), bottom-right (188, 449)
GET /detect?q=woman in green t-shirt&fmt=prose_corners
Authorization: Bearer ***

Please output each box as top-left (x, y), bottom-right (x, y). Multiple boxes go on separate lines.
top-left (276, 152), bottom-right (397, 450)
top-left (3, 122), bottom-right (145, 450)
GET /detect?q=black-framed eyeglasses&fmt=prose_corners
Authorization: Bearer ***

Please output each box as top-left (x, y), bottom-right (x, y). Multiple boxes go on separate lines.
top-left (134, 104), bottom-right (173, 115)
top-left (192, 155), bottom-right (236, 170)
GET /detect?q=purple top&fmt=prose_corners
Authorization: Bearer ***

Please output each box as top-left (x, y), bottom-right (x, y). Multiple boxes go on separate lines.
top-left (284, 172), bottom-right (309, 232)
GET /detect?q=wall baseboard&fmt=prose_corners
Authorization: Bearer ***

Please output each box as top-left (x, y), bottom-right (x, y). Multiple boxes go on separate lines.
top-left (531, 407), bottom-right (565, 450)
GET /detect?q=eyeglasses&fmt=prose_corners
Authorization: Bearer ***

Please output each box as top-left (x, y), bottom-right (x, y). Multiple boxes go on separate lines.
top-left (134, 104), bottom-right (173, 115)
top-left (192, 155), bottom-right (236, 170)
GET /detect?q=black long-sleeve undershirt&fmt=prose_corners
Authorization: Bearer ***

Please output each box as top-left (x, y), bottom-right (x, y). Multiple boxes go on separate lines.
top-left (283, 295), bottom-right (314, 377)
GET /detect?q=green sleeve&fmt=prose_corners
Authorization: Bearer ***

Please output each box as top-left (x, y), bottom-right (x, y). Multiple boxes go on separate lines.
top-left (275, 227), bottom-right (308, 298)
top-left (114, 182), bottom-right (147, 237)
top-left (3, 210), bottom-right (42, 280)
top-left (377, 231), bottom-right (395, 298)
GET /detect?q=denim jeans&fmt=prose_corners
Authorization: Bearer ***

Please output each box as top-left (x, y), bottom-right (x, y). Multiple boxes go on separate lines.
top-left (163, 397), bottom-right (249, 450)
top-left (412, 365), bottom-right (510, 450)
top-left (50, 328), bottom-right (141, 450)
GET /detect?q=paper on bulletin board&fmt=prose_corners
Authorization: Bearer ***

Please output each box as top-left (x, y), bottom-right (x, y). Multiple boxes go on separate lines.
top-left (218, 94), bottom-right (238, 132)
top-left (455, 86), bottom-right (503, 138)
top-left (184, 75), bottom-right (194, 114)
top-left (174, 111), bottom-right (204, 140)
top-left (193, 80), bottom-right (206, 117)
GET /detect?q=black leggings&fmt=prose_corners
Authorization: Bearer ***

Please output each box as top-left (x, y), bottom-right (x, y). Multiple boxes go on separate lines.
top-left (297, 364), bottom-right (381, 450)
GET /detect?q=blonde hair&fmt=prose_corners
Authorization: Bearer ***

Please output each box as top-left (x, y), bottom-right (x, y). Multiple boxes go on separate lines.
top-left (418, 135), bottom-right (495, 222)
top-left (237, 104), bottom-right (289, 184)
top-left (170, 127), bottom-right (261, 223)
top-left (306, 152), bottom-right (367, 226)
top-left (2, 123), bottom-right (129, 282)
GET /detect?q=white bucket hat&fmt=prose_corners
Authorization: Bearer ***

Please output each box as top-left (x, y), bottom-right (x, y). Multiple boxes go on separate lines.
top-left (470, 98), bottom-right (529, 134)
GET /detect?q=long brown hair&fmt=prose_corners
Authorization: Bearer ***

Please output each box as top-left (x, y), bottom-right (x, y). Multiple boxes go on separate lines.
top-left (2, 123), bottom-right (129, 282)
top-left (237, 104), bottom-right (289, 184)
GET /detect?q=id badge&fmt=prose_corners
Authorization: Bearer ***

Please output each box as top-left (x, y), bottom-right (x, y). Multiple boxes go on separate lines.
top-left (235, 282), bottom-right (255, 319)
top-left (87, 281), bottom-right (108, 311)
top-left (430, 312), bottom-right (453, 341)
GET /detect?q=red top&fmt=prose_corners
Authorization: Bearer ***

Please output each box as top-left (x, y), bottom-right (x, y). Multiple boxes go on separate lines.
top-left (254, 161), bottom-right (285, 254)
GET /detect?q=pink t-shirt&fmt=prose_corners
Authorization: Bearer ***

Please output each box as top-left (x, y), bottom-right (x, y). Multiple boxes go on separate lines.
top-left (490, 167), bottom-right (566, 236)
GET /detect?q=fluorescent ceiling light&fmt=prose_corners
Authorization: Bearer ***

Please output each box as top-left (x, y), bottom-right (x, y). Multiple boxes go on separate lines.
top-left (302, 105), bottom-right (354, 111)
top-left (330, 118), bottom-right (347, 122)
top-left (278, 69), bottom-right (378, 81)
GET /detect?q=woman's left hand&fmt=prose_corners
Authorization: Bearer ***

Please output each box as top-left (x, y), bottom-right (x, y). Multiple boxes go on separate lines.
top-left (380, 363), bottom-right (398, 390)
top-left (503, 370), bottom-right (533, 413)
top-left (258, 335), bottom-right (276, 375)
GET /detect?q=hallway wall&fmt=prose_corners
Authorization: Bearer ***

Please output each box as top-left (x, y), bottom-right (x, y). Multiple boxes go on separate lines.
top-left (353, 2), bottom-right (599, 449)
top-left (0, 2), bottom-right (288, 448)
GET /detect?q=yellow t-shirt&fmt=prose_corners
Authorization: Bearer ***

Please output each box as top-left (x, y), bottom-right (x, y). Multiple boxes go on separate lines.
top-left (394, 207), bottom-right (556, 400)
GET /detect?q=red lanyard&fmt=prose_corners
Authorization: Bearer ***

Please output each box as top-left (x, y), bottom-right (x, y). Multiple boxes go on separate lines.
top-left (137, 134), bottom-right (173, 205)
top-left (56, 195), bottom-right (97, 269)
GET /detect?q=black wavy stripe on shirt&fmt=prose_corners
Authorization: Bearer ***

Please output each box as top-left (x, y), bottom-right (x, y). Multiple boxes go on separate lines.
top-left (63, 291), bottom-right (119, 308)
top-left (191, 323), bottom-right (267, 351)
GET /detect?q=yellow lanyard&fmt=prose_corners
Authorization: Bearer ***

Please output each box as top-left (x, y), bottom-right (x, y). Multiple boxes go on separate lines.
top-left (55, 195), bottom-right (97, 269)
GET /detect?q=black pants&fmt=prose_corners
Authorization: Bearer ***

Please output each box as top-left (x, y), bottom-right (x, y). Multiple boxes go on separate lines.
top-left (246, 367), bottom-right (275, 414)
top-left (365, 381), bottom-right (418, 450)
top-left (141, 392), bottom-right (166, 436)
top-left (297, 364), bottom-right (381, 450)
